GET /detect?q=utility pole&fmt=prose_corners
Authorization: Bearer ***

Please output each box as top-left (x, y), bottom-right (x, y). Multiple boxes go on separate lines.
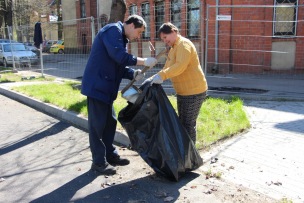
top-left (56, 0), bottom-right (62, 39)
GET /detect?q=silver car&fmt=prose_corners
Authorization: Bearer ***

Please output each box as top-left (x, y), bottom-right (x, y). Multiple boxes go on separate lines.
top-left (0, 43), bottom-right (39, 67)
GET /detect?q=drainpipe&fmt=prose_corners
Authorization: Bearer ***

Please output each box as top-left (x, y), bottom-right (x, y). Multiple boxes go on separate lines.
top-left (213, 0), bottom-right (219, 73)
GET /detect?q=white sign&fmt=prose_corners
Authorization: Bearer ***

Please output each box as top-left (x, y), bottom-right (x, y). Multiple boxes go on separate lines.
top-left (216, 15), bottom-right (231, 21)
top-left (49, 15), bottom-right (58, 22)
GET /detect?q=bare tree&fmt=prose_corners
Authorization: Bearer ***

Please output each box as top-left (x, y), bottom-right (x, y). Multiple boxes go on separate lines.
top-left (108, 0), bottom-right (127, 23)
top-left (0, 0), bottom-right (13, 38)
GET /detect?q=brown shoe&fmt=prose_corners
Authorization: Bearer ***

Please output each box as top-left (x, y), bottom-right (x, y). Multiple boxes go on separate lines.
top-left (91, 163), bottom-right (116, 175)
top-left (107, 154), bottom-right (130, 166)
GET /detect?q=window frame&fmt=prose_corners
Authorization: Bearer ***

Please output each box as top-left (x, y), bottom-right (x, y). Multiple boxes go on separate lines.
top-left (142, 2), bottom-right (150, 39)
top-left (80, 0), bottom-right (86, 18)
top-left (171, 0), bottom-right (182, 30)
top-left (187, 0), bottom-right (200, 38)
top-left (129, 4), bottom-right (138, 16)
top-left (273, 0), bottom-right (298, 37)
top-left (155, 1), bottom-right (165, 38)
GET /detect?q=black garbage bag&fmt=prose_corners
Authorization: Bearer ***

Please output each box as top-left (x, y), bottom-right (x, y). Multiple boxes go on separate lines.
top-left (118, 83), bottom-right (203, 181)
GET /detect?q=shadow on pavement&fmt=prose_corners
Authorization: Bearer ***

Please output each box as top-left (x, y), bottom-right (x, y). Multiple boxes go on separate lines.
top-left (30, 171), bottom-right (97, 203)
top-left (30, 171), bottom-right (200, 203)
top-left (0, 121), bottom-right (70, 156)
top-left (275, 119), bottom-right (304, 134)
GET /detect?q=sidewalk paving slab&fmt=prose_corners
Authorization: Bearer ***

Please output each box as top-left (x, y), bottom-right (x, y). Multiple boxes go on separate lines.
top-left (1, 79), bottom-right (304, 202)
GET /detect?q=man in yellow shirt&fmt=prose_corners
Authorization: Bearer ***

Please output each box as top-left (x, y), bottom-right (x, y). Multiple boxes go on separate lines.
top-left (145, 22), bottom-right (208, 144)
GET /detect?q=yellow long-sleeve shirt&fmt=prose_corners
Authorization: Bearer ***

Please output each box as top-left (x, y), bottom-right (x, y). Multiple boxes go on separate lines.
top-left (158, 35), bottom-right (208, 96)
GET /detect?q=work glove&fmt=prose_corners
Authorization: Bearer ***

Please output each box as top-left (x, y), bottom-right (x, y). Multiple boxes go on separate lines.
top-left (143, 57), bottom-right (158, 67)
top-left (143, 74), bottom-right (163, 85)
top-left (133, 69), bottom-right (145, 81)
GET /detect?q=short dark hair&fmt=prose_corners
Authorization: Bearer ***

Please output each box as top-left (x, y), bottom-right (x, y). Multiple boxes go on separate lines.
top-left (158, 22), bottom-right (179, 37)
top-left (125, 15), bottom-right (147, 29)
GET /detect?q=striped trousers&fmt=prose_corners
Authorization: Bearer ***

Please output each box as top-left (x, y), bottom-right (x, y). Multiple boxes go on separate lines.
top-left (177, 92), bottom-right (207, 144)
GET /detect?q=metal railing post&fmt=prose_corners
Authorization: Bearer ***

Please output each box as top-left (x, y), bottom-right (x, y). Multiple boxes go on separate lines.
top-left (200, 1), bottom-right (205, 73)
top-left (91, 16), bottom-right (95, 44)
top-left (204, 5), bottom-right (210, 75)
top-left (7, 26), bottom-right (16, 71)
top-left (40, 43), bottom-right (44, 77)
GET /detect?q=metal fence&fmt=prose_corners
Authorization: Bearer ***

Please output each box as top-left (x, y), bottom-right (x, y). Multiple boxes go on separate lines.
top-left (1, 2), bottom-right (304, 99)
top-left (205, 4), bottom-right (304, 100)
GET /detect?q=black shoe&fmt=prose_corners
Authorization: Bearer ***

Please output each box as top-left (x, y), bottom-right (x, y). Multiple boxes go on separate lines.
top-left (91, 163), bottom-right (116, 175)
top-left (107, 154), bottom-right (130, 166)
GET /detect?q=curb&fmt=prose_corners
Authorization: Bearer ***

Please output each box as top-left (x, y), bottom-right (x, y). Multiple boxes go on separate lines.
top-left (0, 84), bottom-right (131, 147)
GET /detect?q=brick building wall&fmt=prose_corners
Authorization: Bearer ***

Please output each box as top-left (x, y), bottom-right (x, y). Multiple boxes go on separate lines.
top-left (205, 0), bottom-right (304, 74)
top-left (75, 0), bottom-right (97, 53)
top-left (124, 0), bottom-right (304, 74)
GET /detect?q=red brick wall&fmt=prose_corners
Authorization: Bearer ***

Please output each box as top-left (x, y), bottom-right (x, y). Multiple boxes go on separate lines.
top-left (123, 0), bottom-right (304, 73)
top-left (75, 0), bottom-right (96, 53)
top-left (205, 0), bottom-right (304, 73)
top-left (295, 1), bottom-right (304, 70)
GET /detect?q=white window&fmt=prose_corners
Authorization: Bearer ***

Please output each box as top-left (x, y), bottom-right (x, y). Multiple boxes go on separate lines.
top-left (142, 3), bottom-right (150, 38)
top-left (155, 1), bottom-right (165, 35)
top-left (80, 0), bottom-right (86, 18)
top-left (129, 4), bottom-right (137, 15)
top-left (171, 0), bottom-right (182, 30)
top-left (187, 0), bottom-right (200, 37)
top-left (273, 0), bottom-right (298, 36)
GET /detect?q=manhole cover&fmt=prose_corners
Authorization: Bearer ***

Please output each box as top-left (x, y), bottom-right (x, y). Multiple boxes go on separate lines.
top-left (209, 86), bottom-right (268, 94)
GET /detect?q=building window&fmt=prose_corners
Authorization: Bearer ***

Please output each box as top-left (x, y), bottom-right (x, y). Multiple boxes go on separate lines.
top-left (142, 3), bottom-right (150, 38)
top-left (273, 0), bottom-right (298, 36)
top-left (187, 0), bottom-right (200, 37)
top-left (80, 0), bottom-right (86, 18)
top-left (155, 1), bottom-right (165, 35)
top-left (171, 0), bottom-right (182, 30)
top-left (129, 4), bottom-right (137, 15)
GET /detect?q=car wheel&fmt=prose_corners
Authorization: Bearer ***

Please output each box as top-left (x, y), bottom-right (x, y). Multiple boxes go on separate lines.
top-left (58, 49), bottom-right (64, 54)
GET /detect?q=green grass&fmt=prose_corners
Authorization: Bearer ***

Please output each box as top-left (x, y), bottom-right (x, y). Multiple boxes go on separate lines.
top-left (0, 71), bottom-right (54, 83)
top-left (11, 81), bottom-right (250, 150)
top-left (0, 73), bottom-right (22, 82)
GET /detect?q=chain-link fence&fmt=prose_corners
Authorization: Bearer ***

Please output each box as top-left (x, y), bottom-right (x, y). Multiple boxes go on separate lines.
top-left (204, 3), bottom-right (304, 100)
top-left (1, 1), bottom-right (303, 99)
top-left (205, 4), bottom-right (304, 76)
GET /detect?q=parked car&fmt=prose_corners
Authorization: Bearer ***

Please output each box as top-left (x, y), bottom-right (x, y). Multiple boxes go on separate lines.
top-left (0, 39), bottom-right (18, 43)
top-left (0, 43), bottom-right (39, 67)
top-left (42, 40), bottom-right (57, 53)
top-left (23, 42), bottom-right (40, 57)
top-left (50, 40), bottom-right (64, 54)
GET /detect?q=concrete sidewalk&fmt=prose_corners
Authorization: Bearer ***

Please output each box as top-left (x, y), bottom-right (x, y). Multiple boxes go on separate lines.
top-left (0, 77), bottom-right (304, 202)
top-left (201, 101), bottom-right (304, 202)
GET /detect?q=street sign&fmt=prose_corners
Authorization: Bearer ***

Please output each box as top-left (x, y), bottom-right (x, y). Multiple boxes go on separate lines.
top-left (216, 15), bottom-right (232, 21)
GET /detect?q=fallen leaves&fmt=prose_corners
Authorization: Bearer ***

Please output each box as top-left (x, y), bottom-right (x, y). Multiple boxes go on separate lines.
top-left (266, 181), bottom-right (282, 186)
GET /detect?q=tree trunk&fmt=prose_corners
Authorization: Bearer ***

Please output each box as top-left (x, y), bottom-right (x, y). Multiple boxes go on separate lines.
top-left (108, 0), bottom-right (127, 23)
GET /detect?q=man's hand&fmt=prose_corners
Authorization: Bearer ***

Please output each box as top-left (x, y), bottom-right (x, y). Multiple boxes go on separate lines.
top-left (133, 69), bottom-right (145, 81)
top-left (143, 57), bottom-right (158, 67)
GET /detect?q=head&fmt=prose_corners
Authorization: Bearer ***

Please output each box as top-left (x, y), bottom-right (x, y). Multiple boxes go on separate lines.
top-left (158, 22), bottom-right (179, 47)
top-left (124, 15), bottom-right (146, 41)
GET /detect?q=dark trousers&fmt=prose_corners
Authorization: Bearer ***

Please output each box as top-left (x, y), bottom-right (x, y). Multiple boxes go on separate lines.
top-left (177, 92), bottom-right (207, 144)
top-left (87, 97), bottom-right (118, 165)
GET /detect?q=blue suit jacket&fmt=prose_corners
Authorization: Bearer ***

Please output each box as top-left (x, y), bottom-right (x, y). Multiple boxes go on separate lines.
top-left (81, 22), bottom-right (137, 104)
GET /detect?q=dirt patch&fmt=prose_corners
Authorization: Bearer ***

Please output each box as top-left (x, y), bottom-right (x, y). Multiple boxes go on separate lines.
top-left (102, 147), bottom-right (278, 203)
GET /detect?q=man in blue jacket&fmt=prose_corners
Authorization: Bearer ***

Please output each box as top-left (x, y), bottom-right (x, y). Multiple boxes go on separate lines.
top-left (81, 15), bottom-right (157, 175)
